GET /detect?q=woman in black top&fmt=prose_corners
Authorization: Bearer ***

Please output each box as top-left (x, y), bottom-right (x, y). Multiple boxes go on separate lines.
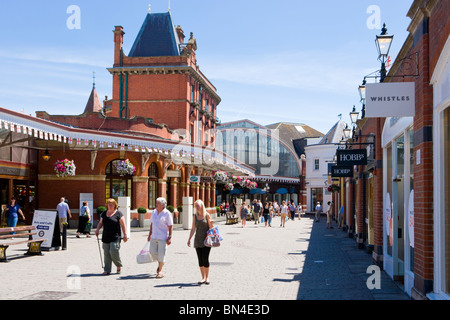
top-left (263, 202), bottom-right (270, 227)
top-left (95, 199), bottom-right (128, 275)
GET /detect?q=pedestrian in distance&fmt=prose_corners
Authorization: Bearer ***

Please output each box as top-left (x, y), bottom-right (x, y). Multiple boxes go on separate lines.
top-left (289, 200), bottom-right (296, 221)
top-left (187, 199), bottom-right (214, 285)
top-left (280, 201), bottom-right (289, 227)
top-left (77, 201), bottom-right (91, 238)
top-left (56, 197), bottom-right (72, 233)
top-left (338, 206), bottom-right (344, 229)
top-left (147, 197), bottom-right (173, 279)
top-left (326, 201), bottom-right (334, 229)
top-left (268, 202), bottom-right (273, 227)
top-left (5, 197), bottom-right (25, 236)
top-left (263, 202), bottom-right (270, 227)
top-left (95, 198), bottom-right (128, 275)
top-left (240, 204), bottom-right (248, 228)
top-left (296, 203), bottom-right (302, 220)
top-left (315, 201), bottom-right (322, 222)
top-left (252, 199), bottom-right (261, 224)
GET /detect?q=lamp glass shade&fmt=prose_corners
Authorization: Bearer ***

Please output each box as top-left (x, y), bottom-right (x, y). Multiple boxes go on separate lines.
top-left (358, 84), bottom-right (366, 102)
top-left (350, 111), bottom-right (359, 124)
top-left (343, 126), bottom-right (352, 139)
top-left (42, 149), bottom-right (51, 162)
top-left (376, 35), bottom-right (393, 59)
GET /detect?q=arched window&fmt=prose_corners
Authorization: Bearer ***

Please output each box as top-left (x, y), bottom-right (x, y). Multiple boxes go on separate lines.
top-left (148, 163), bottom-right (159, 209)
top-left (105, 160), bottom-right (133, 202)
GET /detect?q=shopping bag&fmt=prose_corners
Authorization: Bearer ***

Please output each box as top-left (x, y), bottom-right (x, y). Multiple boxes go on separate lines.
top-left (136, 241), bottom-right (155, 264)
top-left (204, 227), bottom-right (222, 247)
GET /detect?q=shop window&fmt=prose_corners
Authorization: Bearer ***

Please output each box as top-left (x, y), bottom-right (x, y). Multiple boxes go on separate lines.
top-left (105, 160), bottom-right (132, 203)
top-left (148, 162), bottom-right (159, 209)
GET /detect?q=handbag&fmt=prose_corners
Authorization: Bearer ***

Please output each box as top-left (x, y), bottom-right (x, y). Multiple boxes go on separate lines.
top-left (83, 221), bottom-right (92, 233)
top-left (136, 241), bottom-right (155, 264)
top-left (204, 227), bottom-right (222, 247)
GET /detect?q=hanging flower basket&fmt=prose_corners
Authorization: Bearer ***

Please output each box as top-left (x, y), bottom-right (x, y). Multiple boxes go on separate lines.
top-left (224, 182), bottom-right (234, 191)
top-left (115, 159), bottom-right (136, 177)
top-left (54, 159), bottom-right (76, 178)
top-left (213, 170), bottom-right (228, 182)
top-left (327, 184), bottom-right (340, 193)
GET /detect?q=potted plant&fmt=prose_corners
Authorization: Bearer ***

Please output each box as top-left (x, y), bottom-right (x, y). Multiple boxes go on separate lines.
top-left (137, 207), bottom-right (147, 228)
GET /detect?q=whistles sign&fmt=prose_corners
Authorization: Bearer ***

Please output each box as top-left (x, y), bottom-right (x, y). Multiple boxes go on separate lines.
top-left (336, 149), bottom-right (367, 166)
top-left (365, 82), bottom-right (415, 117)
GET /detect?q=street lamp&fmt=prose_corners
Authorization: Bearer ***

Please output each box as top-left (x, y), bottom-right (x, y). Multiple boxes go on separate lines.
top-left (375, 23), bottom-right (394, 82)
top-left (343, 124), bottom-right (352, 139)
top-left (350, 105), bottom-right (359, 125)
top-left (42, 149), bottom-right (52, 162)
top-left (358, 79), bottom-right (366, 103)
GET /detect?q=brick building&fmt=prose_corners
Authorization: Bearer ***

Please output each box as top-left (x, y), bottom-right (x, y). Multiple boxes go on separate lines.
top-left (0, 10), bottom-right (254, 227)
top-left (334, 0), bottom-right (449, 299)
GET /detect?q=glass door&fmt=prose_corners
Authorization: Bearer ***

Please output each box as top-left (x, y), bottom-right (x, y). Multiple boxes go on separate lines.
top-left (393, 135), bottom-right (405, 278)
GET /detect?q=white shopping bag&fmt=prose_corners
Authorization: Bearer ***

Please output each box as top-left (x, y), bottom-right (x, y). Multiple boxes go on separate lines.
top-left (136, 241), bottom-right (155, 264)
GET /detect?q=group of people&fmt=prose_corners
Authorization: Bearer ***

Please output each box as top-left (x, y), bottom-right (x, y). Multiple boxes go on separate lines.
top-left (92, 196), bottom-right (214, 285)
top-left (314, 201), bottom-right (344, 229)
top-left (239, 199), bottom-right (303, 228)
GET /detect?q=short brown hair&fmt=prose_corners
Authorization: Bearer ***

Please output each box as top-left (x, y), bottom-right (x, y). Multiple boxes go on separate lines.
top-left (106, 198), bottom-right (118, 210)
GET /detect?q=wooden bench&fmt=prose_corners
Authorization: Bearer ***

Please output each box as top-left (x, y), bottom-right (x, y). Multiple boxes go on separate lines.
top-left (226, 213), bottom-right (238, 225)
top-left (0, 226), bottom-right (45, 262)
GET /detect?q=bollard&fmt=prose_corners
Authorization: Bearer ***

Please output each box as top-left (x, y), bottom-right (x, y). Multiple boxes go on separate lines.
top-left (62, 223), bottom-right (67, 250)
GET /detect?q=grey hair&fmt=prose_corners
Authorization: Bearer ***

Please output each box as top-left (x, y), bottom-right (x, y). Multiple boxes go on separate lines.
top-left (156, 197), bottom-right (167, 208)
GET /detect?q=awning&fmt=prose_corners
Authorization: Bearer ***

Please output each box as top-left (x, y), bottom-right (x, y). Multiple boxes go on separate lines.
top-left (0, 107), bottom-right (255, 177)
top-left (275, 188), bottom-right (288, 194)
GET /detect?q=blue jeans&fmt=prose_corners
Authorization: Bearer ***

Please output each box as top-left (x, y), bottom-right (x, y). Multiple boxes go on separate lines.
top-left (7, 216), bottom-right (18, 235)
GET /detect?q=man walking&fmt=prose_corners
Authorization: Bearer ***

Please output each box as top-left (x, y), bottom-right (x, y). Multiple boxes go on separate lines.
top-left (315, 201), bottom-right (322, 222)
top-left (56, 197), bottom-right (72, 232)
top-left (148, 197), bottom-right (173, 279)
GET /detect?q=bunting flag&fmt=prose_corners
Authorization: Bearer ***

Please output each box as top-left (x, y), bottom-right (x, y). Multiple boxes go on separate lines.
top-left (100, 141), bottom-right (104, 148)
top-left (10, 124), bottom-right (14, 132)
top-left (77, 138), bottom-right (81, 145)
top-left (34, 129), bottom-right (38, 138)
top-left (120, 143), bottom-right (125, 150)
top-left (92, 140), bottom-right (96, 147)
top-left (63, 136), bottom-right (67, 143)
top-left (17, 125), bottom-right (22, 134)
top-left (114, 142), bottom-right (118, 149)
top-left (68, 137), bottom-right (73, 144)
top-left (85, 139), bottom-right (89, 146)
top-left (128, 144), bottom-right (133, 150)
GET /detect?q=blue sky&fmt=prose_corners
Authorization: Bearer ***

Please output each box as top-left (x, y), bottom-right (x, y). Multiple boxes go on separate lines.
top-left (0, 0), bottom-right (412, 135)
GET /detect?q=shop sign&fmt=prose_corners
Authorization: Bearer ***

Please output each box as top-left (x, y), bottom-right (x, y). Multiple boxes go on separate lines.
top-left (365, 82), bottom-right (415, 117)
top-left (32, 211), bottom-right (56, 248)
top-left (336, 149), bottom-right (367, 166)
top-left (331, 165), bottom-right (354, 178)
top-left (189, 175), bottom-right (200, 183)
top-left (167, 170), bottom-right (181, 178)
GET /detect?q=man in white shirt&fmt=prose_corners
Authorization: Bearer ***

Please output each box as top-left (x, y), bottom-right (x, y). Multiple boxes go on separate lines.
top-left (315, 202), bottom-right (323, 222)
top-left (147, 197), bottom-right (173, 279)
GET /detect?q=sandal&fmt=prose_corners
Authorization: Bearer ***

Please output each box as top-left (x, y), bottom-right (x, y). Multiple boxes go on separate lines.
top-left (156, 273), bottom-right (164, 279)
top-left (117, 267), bottom-right (122, 274)
top-left (102, 271), bottom-right (110, 275)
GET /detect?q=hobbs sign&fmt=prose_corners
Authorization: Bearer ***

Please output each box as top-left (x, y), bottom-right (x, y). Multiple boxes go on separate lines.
top-left (331, 166), bottom-right (354, 178)
top-left (337, 149), bottom-right (367, 166)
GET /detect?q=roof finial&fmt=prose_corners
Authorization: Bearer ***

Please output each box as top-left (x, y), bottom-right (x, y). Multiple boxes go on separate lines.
top-left (93, 71), bottom-right (96, 89)
top-left (148, 4), bottom-right (151, 14)
top-left (168, 0), bottom-right (171, 12)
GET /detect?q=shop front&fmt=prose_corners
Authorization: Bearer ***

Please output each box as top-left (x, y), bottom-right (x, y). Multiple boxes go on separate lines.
top-left (382, 116), bottom-right (415, 295)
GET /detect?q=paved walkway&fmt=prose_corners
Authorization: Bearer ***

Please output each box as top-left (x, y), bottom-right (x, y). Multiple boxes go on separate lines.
top-left (0, 214), bottom-right (409, 301)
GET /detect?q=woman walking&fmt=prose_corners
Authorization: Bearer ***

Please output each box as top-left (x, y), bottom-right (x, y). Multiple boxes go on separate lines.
top-left (263, 202), bottom-right (270, 227)
top-left (240, 204), bottom-right (249, 228)
top-left (280, 201), bottom-right (289, 228)
top-left (187, 199), bottom-right (213, 285)
top-left (95, 199), bottom-right (128, 275)
top-left (77, 201), bottom-right (91, 238)
top-left (5, 197), bottom-right (25, 236)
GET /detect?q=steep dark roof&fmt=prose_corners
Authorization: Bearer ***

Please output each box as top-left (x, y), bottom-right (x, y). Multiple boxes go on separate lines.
top-left (128, 12), bottom-right (180, 57)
